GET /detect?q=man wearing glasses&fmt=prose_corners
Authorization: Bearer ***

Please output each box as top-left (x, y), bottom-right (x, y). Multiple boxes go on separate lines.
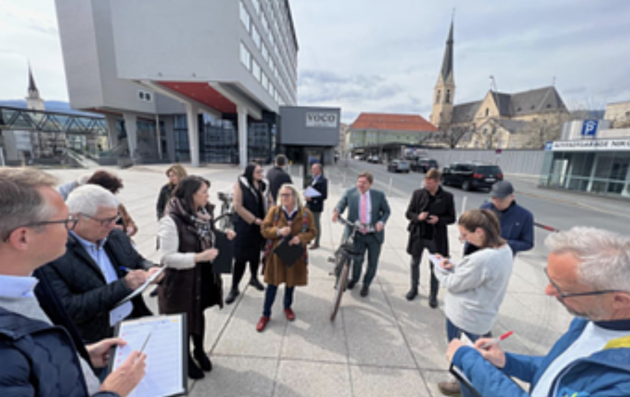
top-left (444, 227), bottom-right (630, 397)
top-left (38, 184), bottom-right (162, 344)
top-left (0, 168), bottom-right (146, 396)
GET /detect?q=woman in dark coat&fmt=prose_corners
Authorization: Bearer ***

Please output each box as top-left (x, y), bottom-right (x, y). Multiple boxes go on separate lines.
top-left (225, 163), bottom-right (268, 304)
top-left (156, 164), bottom-right (188, 220)
top-left (157, 176), bottom-right (235, 379)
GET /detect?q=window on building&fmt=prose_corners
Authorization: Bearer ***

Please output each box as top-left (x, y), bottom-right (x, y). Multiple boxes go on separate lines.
top-left (239, 1), bottom-right (251, 32)
top-left (445, 90), bottom-right (451, 104)
top-left (485, 108), bottom-right (489, 117)
top-left (252, 26), bottom-right (261, 49)
top-left (262, 44), bottom-right (269, 62)
top-left (261, 13), bottom-right (269, 34)
top-left (251, 0), bottom-right (261, 15)
top-left (436, 90), bottom-right (441, 103)
top-left (262, 73), bottom-right (269, 90)
top-left (240, 42), bottom-right (251, 70)
top-left (252, 60), bottom-right (261, 81)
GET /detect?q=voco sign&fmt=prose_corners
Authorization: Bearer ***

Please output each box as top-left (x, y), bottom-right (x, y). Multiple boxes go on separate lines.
top-left (306, 112), bottom-right (338, 128)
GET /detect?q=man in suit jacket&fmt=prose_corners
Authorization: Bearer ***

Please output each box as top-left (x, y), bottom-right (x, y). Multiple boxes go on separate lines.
top-left (405, 169), bottom-right (456, 307)
top-left (39, 185), bottom-right (162, 343)
top-left (305, 162), bottom-right (328, 250)
top-left (333, 171), bottom-right (391, 297)
top-left (266, 154), bottom-right (293, 206)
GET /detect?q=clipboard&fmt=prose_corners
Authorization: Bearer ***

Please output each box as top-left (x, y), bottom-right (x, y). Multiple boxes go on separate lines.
top-left (304, 186), bottom-right (321, 198)
top-left (212, 231), bottom-right (235, 274)
top-left (449, 362), bottom-right (484, 397)
top-left (428, 253), bottom-right (456, 275)
top-left (273, 237), bottom-right (305, 267)
top-left (114, 266), bottom-right (166, 308)
top-left (108, 314), bottom-right (188, 397)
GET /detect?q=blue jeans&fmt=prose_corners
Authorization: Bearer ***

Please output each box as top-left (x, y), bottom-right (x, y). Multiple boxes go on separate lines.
top-left (446, 318), bottom-right (492, 397)
top-left (263, 284), bottom-right (295, 317)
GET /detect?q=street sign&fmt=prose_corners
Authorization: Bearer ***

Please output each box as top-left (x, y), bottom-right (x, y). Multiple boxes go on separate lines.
top-left (581, 120), bottom-right (598, 137)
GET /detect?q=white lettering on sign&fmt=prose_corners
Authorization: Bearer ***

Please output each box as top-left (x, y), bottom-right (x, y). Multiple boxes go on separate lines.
top-left (550, 138), bottom-right (630, 152)
top-left (306, 112), bottom-right (338, 128)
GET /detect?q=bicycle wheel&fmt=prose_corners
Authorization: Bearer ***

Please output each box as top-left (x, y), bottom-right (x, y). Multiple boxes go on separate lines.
top-left (330, 260), bottom-right (349, 321)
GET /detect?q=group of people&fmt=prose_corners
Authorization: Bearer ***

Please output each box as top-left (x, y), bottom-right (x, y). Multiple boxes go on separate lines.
top-left (1, 157), bottom-right (629, 397)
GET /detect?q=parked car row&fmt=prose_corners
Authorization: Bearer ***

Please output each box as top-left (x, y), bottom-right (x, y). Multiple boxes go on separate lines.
top-left (387, 159), bottom-right (410, 173)
top-left (441, 162), bottom-right (504, 191)
top-left (411, 158), bottom-right (439, 173)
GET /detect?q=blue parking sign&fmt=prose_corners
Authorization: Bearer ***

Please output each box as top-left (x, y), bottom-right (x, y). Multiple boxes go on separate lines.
top-left (581, 120), bottom-right (598, 136)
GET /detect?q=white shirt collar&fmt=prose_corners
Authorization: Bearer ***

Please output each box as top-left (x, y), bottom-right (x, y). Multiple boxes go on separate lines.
top-left (282, 205), bottom-right (298, 218)
top-left (0, 274), bottom-right (39, 298)
top-left (71, 231), bottom-right (107, 250)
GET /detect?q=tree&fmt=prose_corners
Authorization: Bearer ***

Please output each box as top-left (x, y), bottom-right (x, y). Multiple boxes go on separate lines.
top-left (433, 122), bottom-right (475, 148)
top-left (523, 113), bottom-right (567, 149)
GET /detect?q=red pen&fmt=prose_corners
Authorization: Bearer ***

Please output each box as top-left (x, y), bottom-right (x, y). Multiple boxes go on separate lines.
top-left (479, 330), bottom-right (513, 349)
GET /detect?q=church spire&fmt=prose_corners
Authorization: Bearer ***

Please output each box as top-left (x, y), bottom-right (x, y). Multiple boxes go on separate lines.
top-left (26, 63), bottom-right (45, 111)
top-left (440, 19), bottom-right (454, 82)
top-left (28, 63), bottom-right (39, 94)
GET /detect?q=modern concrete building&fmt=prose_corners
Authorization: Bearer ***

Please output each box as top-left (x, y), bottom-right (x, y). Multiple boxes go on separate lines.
top-left (55, 0), bottom-right (299, 167)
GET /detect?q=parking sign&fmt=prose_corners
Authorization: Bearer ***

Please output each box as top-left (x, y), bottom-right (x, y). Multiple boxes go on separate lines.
top-left (581, 120), bottom-right (598, 137)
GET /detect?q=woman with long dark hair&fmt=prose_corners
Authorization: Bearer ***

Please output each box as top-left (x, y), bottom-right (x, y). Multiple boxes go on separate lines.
top-left (157, 176), bottom-right (235, 379)
top-left (225, 163), bottom-right (268, 304)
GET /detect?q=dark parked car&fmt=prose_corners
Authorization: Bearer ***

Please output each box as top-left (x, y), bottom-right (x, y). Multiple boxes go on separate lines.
top-left (441, 163), bottom-right (504, 191)
top-left (387, 159), bottom-right (410, 173)
top-left (411, 158), bottom-right (439, 173)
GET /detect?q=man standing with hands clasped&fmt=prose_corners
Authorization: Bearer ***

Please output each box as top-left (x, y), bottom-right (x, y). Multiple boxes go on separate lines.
top-left (405, 169), bottom-right (456, 307)
top-left (305, 163), bottom-right (328, 250)
top-left (333, 172), bottom-right (390, 297)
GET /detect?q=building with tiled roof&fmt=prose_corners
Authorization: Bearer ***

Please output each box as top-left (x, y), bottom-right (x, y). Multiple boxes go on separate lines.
top-left (346, 113), bottom-right (438, 151)
top-left (429, 19), bottom-right (570, 149)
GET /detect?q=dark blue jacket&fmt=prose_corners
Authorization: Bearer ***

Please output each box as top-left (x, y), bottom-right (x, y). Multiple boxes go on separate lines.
top-left (478, 200), bottom-right (534, 255)
top-left (0, 307), bottom-right (118, 397)
top-left (306, 175), bottom-right (328, 213)
top-left (453, 318), bottom-right (630, 397)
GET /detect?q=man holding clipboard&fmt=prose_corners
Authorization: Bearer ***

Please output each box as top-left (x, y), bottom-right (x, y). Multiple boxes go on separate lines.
top-left (305, 163), bottom-right (328, 250)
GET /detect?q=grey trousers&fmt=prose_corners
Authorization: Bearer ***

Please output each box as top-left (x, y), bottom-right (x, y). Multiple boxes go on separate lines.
top-left (312, 211), bottom-right (322, 246)
top-left (410, 239), bottom-right (439, 295)
top-left (352, 233), bottom-right (382, 287)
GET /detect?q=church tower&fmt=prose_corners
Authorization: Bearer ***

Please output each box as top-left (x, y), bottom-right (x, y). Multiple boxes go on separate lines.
top-left (430, 20), bottom-right (455, 129)
top-left (26, 64), bottom-right (45, 111)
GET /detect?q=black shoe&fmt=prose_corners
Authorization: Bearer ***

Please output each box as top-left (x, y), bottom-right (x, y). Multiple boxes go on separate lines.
top-left (360, 285), bottom-right (369, 297)
top-left (194, 349), bottom-right (212, 372)
top-left (249, 278), bottom-right (265, 291)
top-left (188, 356), bottom-right (205, 379)
top-left (406, 289), bottom-right (418, 301)
top-left (225, 289), bottom-right (240, 305)
top-left (429, 295), bottom-right (438, 309)
top-left (347, 280), bottom-right (357, 290)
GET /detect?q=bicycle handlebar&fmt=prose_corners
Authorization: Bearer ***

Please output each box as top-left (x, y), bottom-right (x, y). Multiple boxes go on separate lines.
top-left (336, 215), bottom-right (376, 233)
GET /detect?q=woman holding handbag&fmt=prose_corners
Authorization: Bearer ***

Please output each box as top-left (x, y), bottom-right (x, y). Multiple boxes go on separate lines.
top-left (157, 176), bottom-right (235, 379)
top-left (257, 184), bottom-right (317, 332)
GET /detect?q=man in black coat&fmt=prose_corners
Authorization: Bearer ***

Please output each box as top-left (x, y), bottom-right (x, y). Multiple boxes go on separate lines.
top-left (39, 185), bottom-right (162, 344)
top-left (305, 162), bottom-right (328, 249)
top-left (405, 169), bottom-right (456, 307)
top-left (266, 154), bottom-right (293, 205)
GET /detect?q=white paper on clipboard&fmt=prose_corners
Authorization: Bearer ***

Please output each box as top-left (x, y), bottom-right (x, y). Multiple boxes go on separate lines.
top-left (428, 253), bottom-right (457, 274)
top-left (114, 266), bottom-right (166, 308)
top-left (304, 186), bottom-right (321, 198)
top-left (111, 314), bottom-right (186, 397)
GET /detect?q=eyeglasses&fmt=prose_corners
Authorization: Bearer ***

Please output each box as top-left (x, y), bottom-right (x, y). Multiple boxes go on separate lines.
top-left (544, 267), bottom-right (626, 299)
top-left (280, 193), bottom-right (292, 198)
top-left (3, 214), bottom-right (80, 242)
top-left (80, 213), bottom-right (121, 227)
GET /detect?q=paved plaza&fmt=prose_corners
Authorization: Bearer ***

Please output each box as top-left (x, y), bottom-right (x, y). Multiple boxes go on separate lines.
top-left (49, 164), bottom-right (573, 397)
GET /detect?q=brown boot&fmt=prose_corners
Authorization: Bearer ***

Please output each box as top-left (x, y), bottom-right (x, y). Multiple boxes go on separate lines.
top-left (437, 380), bottom-right (461, 396)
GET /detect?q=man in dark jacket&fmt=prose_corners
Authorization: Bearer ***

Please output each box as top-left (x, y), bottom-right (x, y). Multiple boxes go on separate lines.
top-left (39, 185), bottom-right (161, 344)
top-left (266, 154), bottom-right (293, 205)
top-left (0, 168), bottom-right (145, 397)
top-left (465, 180), bottom-right (534, 256)
top-left (306, 162), bottom-right (328, 249)
top-left (405, 169), bottom-right (456, 307)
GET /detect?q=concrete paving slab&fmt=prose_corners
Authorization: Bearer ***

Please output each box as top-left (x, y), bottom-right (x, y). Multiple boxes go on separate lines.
top-left (273, 361), bottom-right (352, 397)
top-left (350, 366), bottom-right (432, 397)
top-left (188, 356), bottom-right (277, 397)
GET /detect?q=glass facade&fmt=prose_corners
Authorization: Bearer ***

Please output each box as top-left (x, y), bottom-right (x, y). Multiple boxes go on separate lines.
top-left (539, 150), bottom-right (630, 198)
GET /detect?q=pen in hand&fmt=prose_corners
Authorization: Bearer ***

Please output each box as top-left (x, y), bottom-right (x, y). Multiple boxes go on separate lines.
top-left (479, 330), bottom-right (513, 350)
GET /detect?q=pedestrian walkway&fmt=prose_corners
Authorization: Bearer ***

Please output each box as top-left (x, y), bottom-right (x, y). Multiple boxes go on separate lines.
top-left (49, 164), bottom-right (573, 397)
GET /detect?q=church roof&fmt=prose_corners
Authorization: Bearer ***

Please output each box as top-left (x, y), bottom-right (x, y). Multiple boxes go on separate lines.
top-left (452, 86), bottom-right (567, 123)
top-left (439, 20), bottom-right (454, 82)
top-left (494, 119), bottom-right (531, 134)
top-left (350, 113), bottom-right (438, 132)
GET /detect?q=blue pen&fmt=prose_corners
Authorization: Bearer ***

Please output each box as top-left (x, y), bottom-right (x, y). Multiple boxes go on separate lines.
top-left (119, 266), bottom-right (130, 273)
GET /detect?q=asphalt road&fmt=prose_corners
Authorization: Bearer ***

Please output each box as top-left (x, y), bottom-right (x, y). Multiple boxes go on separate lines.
top-left (330, 159), bottom-right (630, 265)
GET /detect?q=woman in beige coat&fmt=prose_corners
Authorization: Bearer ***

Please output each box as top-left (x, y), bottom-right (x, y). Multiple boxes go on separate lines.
top-left (257, 184), bottom-right (317, 332)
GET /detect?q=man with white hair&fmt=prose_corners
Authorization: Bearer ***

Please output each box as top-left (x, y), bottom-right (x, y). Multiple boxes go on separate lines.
top-left (444, 227), bottom-right (630, 397)
top-left (38, 184), bottom-right (162, 344)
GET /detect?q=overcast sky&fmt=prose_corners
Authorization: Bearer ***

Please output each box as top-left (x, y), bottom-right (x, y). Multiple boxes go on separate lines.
top-left (1, 0), bottom-right (630, 123)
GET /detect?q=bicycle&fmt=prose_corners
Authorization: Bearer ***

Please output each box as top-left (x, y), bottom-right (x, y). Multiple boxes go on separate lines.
top-left (216, 191), bottom-right (234, 231)
top-left (328, 215), bottom-right (375, 321)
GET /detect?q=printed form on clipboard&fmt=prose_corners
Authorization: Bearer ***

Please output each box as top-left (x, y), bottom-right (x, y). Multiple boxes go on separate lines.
top-left (110, 314), bottom-right (187, 397)
top-left (428, 253), bottom-right (458, 275)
